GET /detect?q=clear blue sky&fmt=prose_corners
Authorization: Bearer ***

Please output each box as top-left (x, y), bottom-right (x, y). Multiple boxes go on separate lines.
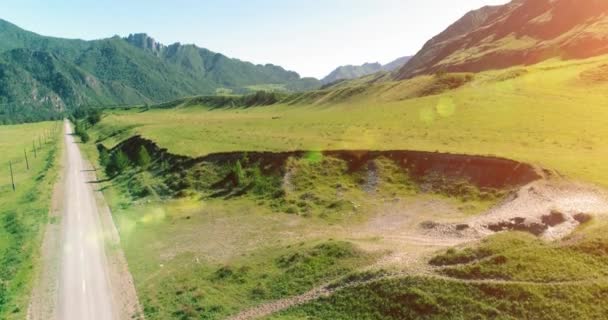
top-left (0, 0), bottom-right (508, 78)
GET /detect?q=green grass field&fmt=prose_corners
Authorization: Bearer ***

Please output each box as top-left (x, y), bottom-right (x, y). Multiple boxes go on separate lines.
top-left (271, 221), bottom-right (608, 320)
top-left (267, 276), bottom-right (608, 320)
top-left (79, 55), bottom-right (608, 319)
top-left (94, 55), bottom-right (608, 187)
top-left (0, 121), bottom-right (62, 319)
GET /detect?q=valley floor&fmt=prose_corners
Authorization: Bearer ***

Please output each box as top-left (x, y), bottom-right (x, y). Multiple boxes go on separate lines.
top-left (71, 54), bottom-right (608, 319)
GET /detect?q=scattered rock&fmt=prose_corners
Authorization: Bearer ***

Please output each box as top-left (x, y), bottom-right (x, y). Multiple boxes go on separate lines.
top-left (541, 211), bottom-right (566, 227)
top-left (573, 212), bottom-right (593, 224)
top-left (456, 224), bottom-right (470, 231)
top-left (420, 221), bottom-right (440, 230)
top-left (486, 218), bottom-right (548, 236)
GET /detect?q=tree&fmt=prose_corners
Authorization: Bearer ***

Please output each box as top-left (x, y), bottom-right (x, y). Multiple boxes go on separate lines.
top-left (234, 160), bottom-right (245, 186)
top-left (74, 122), bottom-right (89, 143)
top-left (87, 109), bottom-right (102, 126)
top-left (80, 130), bottom-right (90, 143)
top-left (99, 148), bottom-right (110, 167)
top-left (106, 150), bottom-right (130, 176)
top-left (136, 146), bottom-right (152, 169)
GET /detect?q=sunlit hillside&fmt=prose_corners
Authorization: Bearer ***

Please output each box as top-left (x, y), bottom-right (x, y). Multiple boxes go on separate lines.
top-left (94, 55), bottom-right (608, 186)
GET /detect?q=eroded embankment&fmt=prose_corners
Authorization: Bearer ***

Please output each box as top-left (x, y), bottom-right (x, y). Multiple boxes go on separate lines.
top-left (105, 135), bottom-right (541, 196)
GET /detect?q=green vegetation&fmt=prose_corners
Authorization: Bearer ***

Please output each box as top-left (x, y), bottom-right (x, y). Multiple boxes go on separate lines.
top-left (271, 223), bottom-right (608, 320)
top-left (89, 55), bottom-right (608, 187)
top-left (77, 54), bottom-right (608, 320)
top-left (432, 231), bottom-right (608, 282)
top-left (0, 19), bottom-right (320, 123)
top-left (88, 136), bottom-right (497, 220)
top-left (73, 122), bottom-right (89, 143)
top-left (107, 150), bottom-right (130, 176)
top-left (0, 121), bottom-right (61, 319)
top-left (268, 276), bottom-right (608, 320)
top-left (136, 146), bottom-right (152, 169)
top-left (137, 240), bottom-right (375, 320)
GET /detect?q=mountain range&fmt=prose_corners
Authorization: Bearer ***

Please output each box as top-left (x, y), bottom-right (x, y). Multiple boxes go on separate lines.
top-left (396, 0), bottom-right (608, 78)
top-left (3, 0), bottom-right (608, 123)
top-left (321, 56), bottom-right (412, 85)
top-left (0, 20), bottom-right (320, 123)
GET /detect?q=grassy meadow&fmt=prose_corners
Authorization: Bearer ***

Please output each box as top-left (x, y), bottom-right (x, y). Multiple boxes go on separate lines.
top-left (0, 121), bottom-right (62, 319)
top-left (93, 55), bottom-right (608, 187)
top-left (76, 55), bottom-right (608, 319)
top-left (92, 57), bottom-right (608, 185)
top-left (270, 223), bottom-right (608, 320)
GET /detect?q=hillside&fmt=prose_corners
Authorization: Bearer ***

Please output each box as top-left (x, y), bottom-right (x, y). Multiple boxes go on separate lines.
top-left (397, 0), bottom-right (608, 78)
top-left (321, 56), bottom-right (411, 84)
top-left (0, 20), bottom-right (320, 123)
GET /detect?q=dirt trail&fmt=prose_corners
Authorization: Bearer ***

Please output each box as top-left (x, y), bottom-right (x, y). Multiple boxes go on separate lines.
top-left (227, 269), bottom-right (606, 320)
top-left (28, 120), bottom-right (141, 320)
top-left (228, 179), bottom-right (608, 320)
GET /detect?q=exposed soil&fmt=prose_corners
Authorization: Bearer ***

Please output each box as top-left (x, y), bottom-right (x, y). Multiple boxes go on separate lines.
top-left (412, 180), bottom-right (608, 241)
top-left (226, 178), bottom-right (608, 320)
top-left (470, 180), bottom-right (608, 240)
top-left (110, 135), bottom-right (542, 192)
top-left (104, 136), bottom-right (608, 320)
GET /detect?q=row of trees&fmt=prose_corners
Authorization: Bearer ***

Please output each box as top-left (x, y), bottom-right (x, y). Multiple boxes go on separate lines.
top-left (99, 145), bottom-right (152, 177)
top-left (71, 108), bottom-right (103, 143)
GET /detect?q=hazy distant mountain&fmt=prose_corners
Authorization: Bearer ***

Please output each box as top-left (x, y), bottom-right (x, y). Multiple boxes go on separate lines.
top-left (381, 56), bottom-right (411, 72)
top-left (0, 20), bottom-right (320, 123)
top-left (321, 56), bottom-right (412, 84)
top-left (396, 0), bottom-right (608, 79)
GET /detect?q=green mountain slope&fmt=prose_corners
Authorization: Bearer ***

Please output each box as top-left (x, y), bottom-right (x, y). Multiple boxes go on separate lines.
top-left (0, 20), bottom-right (321, 124)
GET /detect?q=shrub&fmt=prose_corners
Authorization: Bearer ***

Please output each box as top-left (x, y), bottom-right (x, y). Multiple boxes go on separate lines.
top-left (99, 148), bottom-right (110, 167)
top-left (113, 151), bottom-right (130, 172)
top-left (234, 160), bottom-right (245, 186)
top-left (79, 130), bottom-right (90, 143)
top-left (87, 109), bottom-right (102, 126)
top-left (106, 150), bottom-right (130, 176)
top-left (137, 146), bottom-right (152, 169)
top-left (73, 121), bottom-right (90, 143)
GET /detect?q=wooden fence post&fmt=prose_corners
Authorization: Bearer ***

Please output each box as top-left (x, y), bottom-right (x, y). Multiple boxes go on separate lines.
top-left (24, 149), bottom-right (29, 170)
top-left (9, 160), bottom-right (15, 191)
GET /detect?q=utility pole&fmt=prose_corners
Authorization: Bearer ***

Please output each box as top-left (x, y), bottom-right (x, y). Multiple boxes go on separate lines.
top-left (9, 160), bottom-right (15, 191)
top-left (24, 149), bottom-right (29, 170)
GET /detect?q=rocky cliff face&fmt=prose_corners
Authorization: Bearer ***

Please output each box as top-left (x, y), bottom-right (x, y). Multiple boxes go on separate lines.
top-left (125, 33), bottom-right (164, 55)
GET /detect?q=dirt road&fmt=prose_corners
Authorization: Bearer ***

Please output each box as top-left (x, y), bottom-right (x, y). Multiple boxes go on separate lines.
top-left (56, 120), bottom-right (118, 319)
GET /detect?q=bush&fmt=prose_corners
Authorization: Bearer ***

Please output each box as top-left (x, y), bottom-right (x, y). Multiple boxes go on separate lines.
top-left (137, 146), bottom-right (152, 169)
top-left (73, 121), bottom-right (90, 143)
top-left (106, 150), bottom-right (130, 176)
top-left (251, 166), bottom-right (277, 195)
top-left (79, 130), bottom-right (90, 143)
top-left (99, 148), bottom-right (110, 167)
top-left (87, 109), bottom-right (102, 126)
top-left (234, 160), bottom-right (245, 187)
